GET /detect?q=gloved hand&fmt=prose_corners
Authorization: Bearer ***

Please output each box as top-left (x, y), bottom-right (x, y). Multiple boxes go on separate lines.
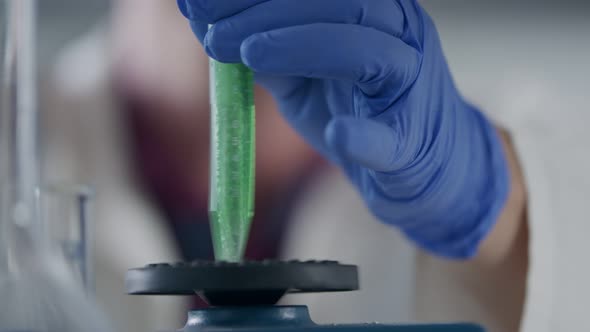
top-left (177, 0), bottom-right (509, 258)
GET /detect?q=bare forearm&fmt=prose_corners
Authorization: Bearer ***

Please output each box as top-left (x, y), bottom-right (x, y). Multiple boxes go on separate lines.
top-left (414, 128), bottom-right (529, 331)
top-left (476, 127), bottom-right (528, 266)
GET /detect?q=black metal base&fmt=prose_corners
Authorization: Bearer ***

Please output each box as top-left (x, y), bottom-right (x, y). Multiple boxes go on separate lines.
top-left (126, 260), bottom-right (485, 331)
top-left (126, 260), bottom-right (358, 306)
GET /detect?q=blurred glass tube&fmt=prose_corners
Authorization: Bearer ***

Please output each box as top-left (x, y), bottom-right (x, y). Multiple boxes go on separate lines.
top-left (0, 0), bottom-right (40, 284)
top-left (40, 184), bottom-right (95, 296)
top-left (0, 2), bottom-right (114, 331)
top-left (1, 0), bottom-right (40, 239)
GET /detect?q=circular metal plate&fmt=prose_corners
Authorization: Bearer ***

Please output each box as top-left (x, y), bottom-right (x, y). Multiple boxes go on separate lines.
top-left (126, 260), bottom-right (359, 306)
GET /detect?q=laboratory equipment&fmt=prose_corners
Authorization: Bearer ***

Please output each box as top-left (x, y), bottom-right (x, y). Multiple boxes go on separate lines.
top-left (0, 0), bottom-right (42, 281)
top-left (0, 0), bottom-right (112, 331)
top-left (126, 260), bottom-right (485, 331)
top-left (0, 0), bottom-right (39, 235)
top-left (127, 260), bottom-right (359, 305)
top-left (208, 60), bottom-right (255, 262)
top-left (40, 184), bottom-right (95, 295)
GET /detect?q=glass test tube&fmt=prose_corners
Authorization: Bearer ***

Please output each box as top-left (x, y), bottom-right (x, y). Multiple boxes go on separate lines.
top-left (208, 59), bottom-right (255, 262)
top-left (1, 0), bottom-right (40, 265)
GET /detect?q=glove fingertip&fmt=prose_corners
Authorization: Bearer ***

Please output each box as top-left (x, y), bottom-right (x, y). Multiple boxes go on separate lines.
top-left (325, 118), bottom-right (352, 158)
top-left (325, 117), bottom-right (399, 172)
top-left (241, 34), bottom-right (268, 71)
top-left (203, 28), bottom-right (237, 63)
top-left (177, 0), bottom-right (214, 22)
top-left (177, 0), bottom-right (190, 18)
top-left (190, 21), bottom-right (209, 46)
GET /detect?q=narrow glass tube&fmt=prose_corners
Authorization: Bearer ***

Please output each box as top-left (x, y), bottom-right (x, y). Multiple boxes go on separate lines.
top-left (208, 59), bottom-right (255, 262)
top-left (1, 0), bottom-right (40, 272)
top-left (0, 2), bottom-right (113, 331)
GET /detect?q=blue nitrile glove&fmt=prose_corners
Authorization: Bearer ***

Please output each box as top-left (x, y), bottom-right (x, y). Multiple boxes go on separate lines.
top-left (177, 0), bottom-right (509, 259)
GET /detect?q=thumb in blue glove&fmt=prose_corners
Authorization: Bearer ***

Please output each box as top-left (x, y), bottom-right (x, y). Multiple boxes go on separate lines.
top-left (177, 0), bottom-right (510, 259)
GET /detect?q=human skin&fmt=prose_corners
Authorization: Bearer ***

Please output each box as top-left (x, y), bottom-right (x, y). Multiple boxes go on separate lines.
top-left (478, 129), bottom-right (528, 266)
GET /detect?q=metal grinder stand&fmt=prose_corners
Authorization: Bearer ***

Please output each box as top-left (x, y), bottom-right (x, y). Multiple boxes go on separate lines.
top-left (126, 261), bottom-right (484, 332)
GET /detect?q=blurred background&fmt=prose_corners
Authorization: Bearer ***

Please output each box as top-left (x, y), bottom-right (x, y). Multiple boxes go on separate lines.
top-left (30, 0), bottom-right (110, 66)
top-left (28, 0), bottom-right (590, 68)
top-left (1, 1), bottom-right (588, 332)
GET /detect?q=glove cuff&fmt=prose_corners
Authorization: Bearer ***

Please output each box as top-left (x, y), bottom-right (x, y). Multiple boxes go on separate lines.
top-left (402, 105), bottom-right (511, 259)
